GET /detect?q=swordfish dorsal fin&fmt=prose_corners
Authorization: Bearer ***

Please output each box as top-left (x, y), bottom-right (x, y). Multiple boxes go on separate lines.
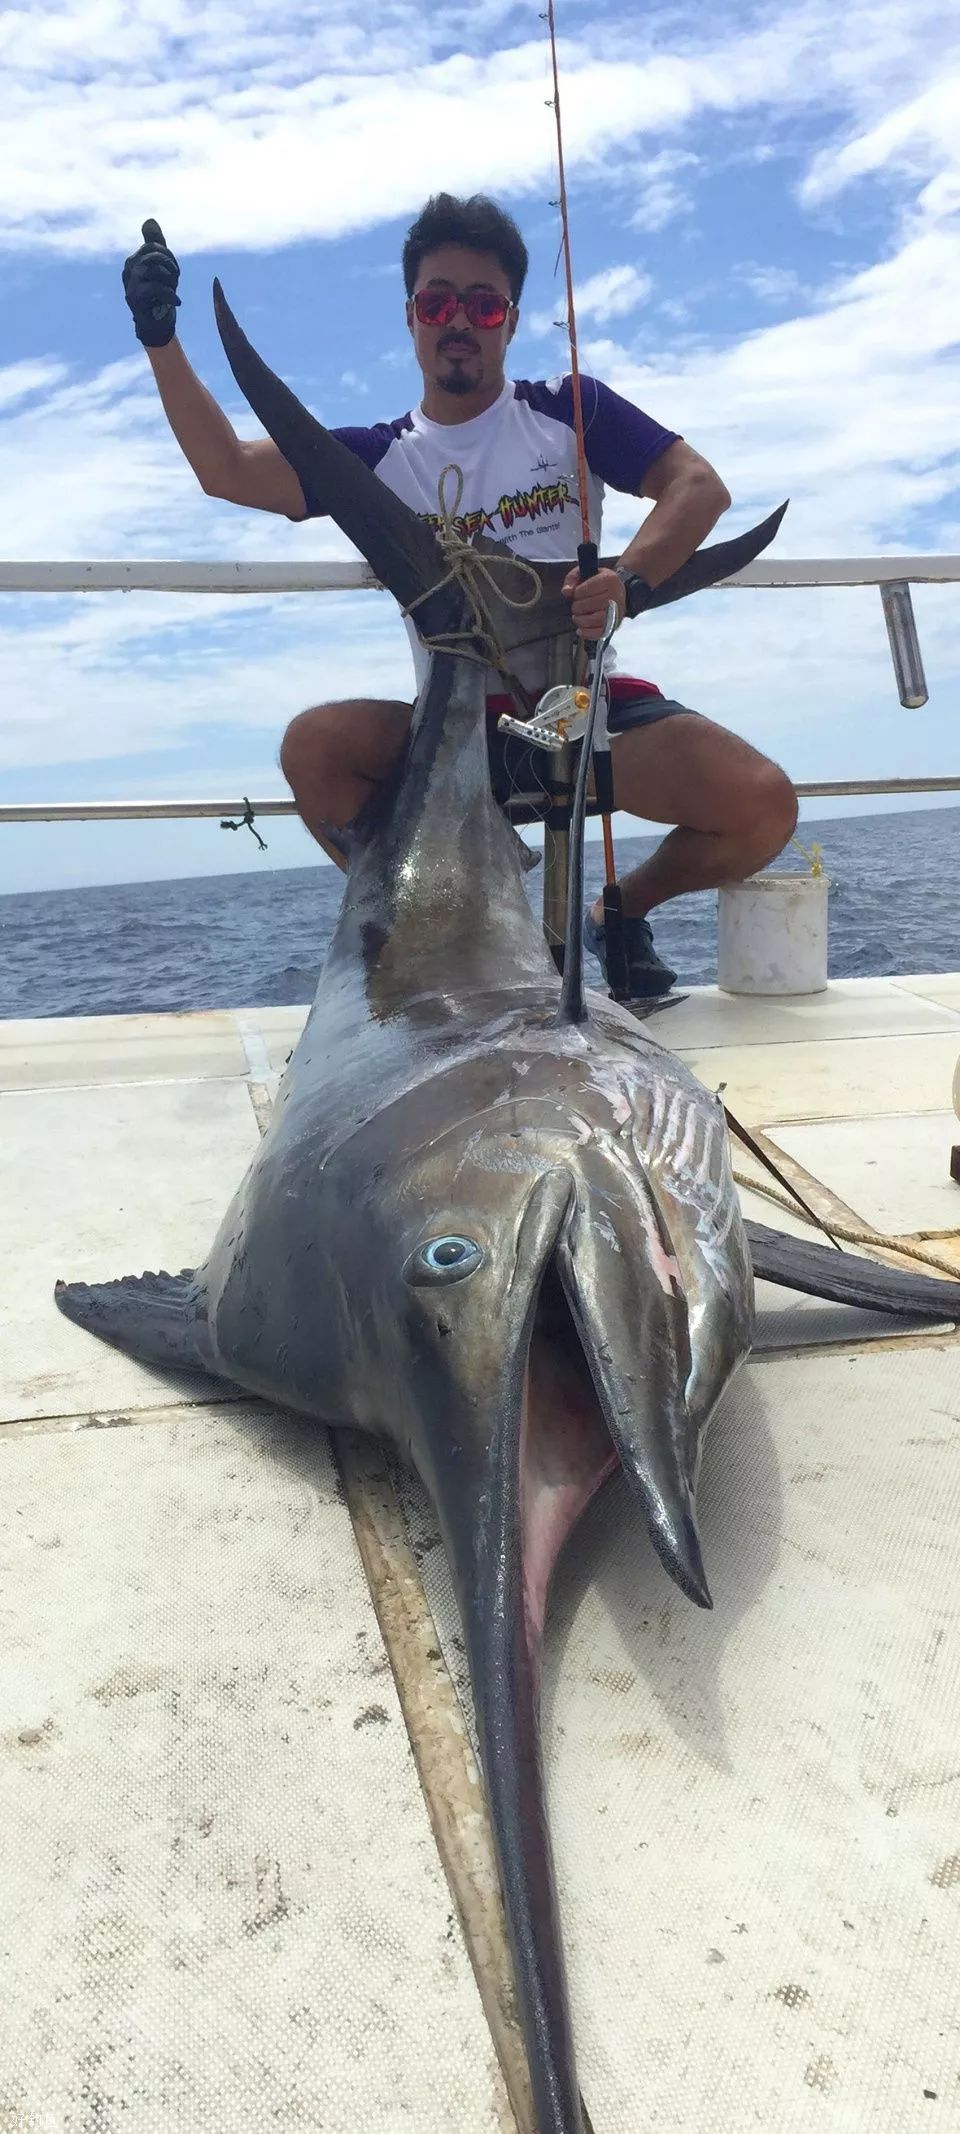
top-left (213, 281), bottom-right (461, 638)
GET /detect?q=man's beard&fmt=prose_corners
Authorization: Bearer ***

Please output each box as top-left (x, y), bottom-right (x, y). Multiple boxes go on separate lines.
top-left (438, 343), bottom-right (479, 395)
top-left (438, 368), bottom-right (477, 396)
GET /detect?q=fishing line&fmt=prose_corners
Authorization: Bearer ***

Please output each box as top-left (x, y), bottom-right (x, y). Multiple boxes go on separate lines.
top-left (544, 0), bottom-right (628, 995)
top-left (544, 0), bottom-right (592, 559)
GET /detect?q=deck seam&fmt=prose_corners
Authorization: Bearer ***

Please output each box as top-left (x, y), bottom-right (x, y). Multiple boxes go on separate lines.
top-left (674, 1024), bottom-right (960, 1056)
top-left (0, 1396), bottom-right (246, 1437)
top-left (0, 1071), bottom-right (250, 1097)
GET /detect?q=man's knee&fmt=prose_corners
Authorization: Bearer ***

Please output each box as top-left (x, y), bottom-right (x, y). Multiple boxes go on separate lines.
top-left (279, 697), bottom-right (411, 809)
top-left (746, 762), bottom-right (798, 866)
top-left (279, 703), bottom-right (338, 785)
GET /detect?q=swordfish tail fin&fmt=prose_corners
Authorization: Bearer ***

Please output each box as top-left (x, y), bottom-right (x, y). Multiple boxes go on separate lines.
top-left (624, 500), bottom-right (789, 611)
top-left (746, 1221), bottom-right (960, 1320)
top-left (212, 280), bottom-right (460, 636)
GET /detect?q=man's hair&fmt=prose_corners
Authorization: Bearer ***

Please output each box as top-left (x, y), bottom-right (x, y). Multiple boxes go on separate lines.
top-left (402, 194), bottom-right (529, 303)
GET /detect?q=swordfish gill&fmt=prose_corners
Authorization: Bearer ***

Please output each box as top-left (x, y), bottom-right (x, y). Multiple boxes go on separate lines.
top-left (55, 286), bottom-right (960, 2134)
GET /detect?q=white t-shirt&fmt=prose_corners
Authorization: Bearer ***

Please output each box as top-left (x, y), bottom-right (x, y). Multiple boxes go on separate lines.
top-left (303, 374), bottom-right (679, 691)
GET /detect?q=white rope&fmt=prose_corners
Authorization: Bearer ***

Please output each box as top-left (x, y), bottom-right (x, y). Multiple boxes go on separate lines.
top-left (403, 464), bottom-right (542, 674)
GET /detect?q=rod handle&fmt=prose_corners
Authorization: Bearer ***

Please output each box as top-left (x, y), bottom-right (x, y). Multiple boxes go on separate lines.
top-left (577, 540), bottom-right (599, 582)
top-left (576, 540), bottom-right (600, 666)
top-left (592, 747), bottom-right (615, 813)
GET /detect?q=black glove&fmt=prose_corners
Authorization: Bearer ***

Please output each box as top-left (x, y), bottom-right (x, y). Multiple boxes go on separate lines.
top-left (122, 218), bottom-right (181, 348)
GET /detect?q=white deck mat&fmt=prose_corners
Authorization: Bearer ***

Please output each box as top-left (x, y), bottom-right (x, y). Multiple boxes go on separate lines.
top-left (0, 1081), bottom-right (259, 1423)
top-left (394, 1343), bottom-right (960, 2131)
top-left (768, 1112), bottom-right (960, 1242)
top-left (0, 1009), bottom-right (248, 1090)
top-left (672, 1033), bottom-right (960, 1127)
top-left (662, 978), bottom-right (960, 1051)
top-left (5, 997), bottom-right (959, 2130)
top-left (0, 1406), bottom-right (509, 2134)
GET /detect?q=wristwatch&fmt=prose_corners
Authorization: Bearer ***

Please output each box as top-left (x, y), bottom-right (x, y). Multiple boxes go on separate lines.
top-left (613, 565), bottom-right (653, 619)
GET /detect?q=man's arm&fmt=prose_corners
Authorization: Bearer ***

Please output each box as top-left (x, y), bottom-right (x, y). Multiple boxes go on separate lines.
top-left (618, 439), bottom-right (731, 589)
top-left (146, 340), bottom-right (309, 518)
top-left (122, 220), bottom-right (310, 518)
top-left (560, 371), bottom-right (731, 637)
top-left (565, 440), bottom-right (730, 639)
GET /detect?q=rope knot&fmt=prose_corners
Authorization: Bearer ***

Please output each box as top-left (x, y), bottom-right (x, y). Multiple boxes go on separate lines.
top-left (404, 463), bottom-right (542, 674)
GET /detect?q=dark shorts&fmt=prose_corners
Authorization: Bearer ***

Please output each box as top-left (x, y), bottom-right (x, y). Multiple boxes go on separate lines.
top-left (486, 675), bottom-right (698, 811)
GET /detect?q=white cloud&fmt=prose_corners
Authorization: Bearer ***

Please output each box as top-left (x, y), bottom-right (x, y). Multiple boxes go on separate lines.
top-left (0, 358), bottom-right (69, 411)
top-left (802, 76), bottom-right (960, 209)
top-left (0, 585), bottom-right (412, 776)
top-left (0, 351), bottom-right (416, 779)
top-left (577, 212), bottom-right (960, 562)
top-left (736, 263), bottom-right (807, 306)
top-left (0, 1), bottom-right (953, 257)
top-left (528, 264), bottom-right (652, 337)
top-left (628, 149), bottom-right (700, 233)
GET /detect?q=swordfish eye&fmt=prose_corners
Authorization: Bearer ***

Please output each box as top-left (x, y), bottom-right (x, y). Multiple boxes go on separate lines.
top-left (404, 1236), bottom-right (484, 1286)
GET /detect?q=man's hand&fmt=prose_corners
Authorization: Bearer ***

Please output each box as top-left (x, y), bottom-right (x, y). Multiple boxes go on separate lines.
top-left (561, 563), bottom-right (626, 640)
top-left (122, 219), bottom-right (181, 348)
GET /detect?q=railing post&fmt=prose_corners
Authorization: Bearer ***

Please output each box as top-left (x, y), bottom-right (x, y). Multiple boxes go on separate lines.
top-left (880, 581), bottom-right (928, 708)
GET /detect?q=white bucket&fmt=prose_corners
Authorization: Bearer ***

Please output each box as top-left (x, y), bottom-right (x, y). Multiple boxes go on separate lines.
top-left (717, 871), bottom-right (830, 996)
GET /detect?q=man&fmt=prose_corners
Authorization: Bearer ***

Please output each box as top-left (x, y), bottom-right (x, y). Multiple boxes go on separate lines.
top-left (123, 195), bottom-right (797, 999)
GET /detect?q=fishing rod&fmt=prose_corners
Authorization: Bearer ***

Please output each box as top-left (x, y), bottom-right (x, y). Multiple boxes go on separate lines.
top-left (544, 0), bottom-right (629, 1000)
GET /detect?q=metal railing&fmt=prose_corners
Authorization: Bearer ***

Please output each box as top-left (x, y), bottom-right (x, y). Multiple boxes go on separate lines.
top-left (4, 776), bottom-right (960, 828)
top-left (1, 555), bottom-right (958, 593)
top-left (1, 553), bottom-right (958, 829)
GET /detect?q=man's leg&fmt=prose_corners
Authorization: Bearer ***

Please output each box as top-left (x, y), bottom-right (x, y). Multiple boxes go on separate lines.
top-left (588, 712), bottom-right (798, 922)
top-left (280, 699), bottom-right (412, 868)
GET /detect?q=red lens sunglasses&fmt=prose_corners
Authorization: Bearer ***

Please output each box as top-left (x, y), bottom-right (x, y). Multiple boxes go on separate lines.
top-left (413, 287), bottom-right (511, 330)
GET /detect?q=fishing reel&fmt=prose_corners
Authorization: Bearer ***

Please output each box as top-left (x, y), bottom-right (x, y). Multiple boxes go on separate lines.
top-left (496, 681), bottom-right (597, 754)
top-left (496, 597), bottom-right (620, 754)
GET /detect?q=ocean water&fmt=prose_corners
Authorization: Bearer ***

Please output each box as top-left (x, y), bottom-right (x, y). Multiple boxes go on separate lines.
top-left (1, 806), bottom-right (958, 1022)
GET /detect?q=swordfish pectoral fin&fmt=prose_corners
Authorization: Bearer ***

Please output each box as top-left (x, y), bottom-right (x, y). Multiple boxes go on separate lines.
top-left (54, 1267), bottom-right (227, 1380)
top-left (746, 1219), bottom-right (960, 1321)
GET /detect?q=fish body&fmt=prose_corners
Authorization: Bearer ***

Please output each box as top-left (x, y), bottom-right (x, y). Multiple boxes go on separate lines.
top-left (58, 291), bottom-right (951, 2132)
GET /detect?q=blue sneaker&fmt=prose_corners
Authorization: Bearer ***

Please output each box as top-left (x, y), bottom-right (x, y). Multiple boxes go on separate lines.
top-left (583, 907), bottom-right (677, 999)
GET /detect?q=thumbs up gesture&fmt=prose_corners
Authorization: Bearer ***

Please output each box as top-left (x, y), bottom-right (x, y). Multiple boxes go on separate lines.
top-left (122, 219), bottom-right (181, 348)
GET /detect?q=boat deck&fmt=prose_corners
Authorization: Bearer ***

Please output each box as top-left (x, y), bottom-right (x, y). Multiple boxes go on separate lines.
top-left (3, 975), bottom-right (960, 2132)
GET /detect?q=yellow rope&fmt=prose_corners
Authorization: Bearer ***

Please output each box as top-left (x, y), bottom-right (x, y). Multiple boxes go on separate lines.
top-left (789, 833), bottom-right (825, 876)
top-left (733, 1166), bottom-right (960, 1281)
top-left (404, 464), bottom-right (543, 673)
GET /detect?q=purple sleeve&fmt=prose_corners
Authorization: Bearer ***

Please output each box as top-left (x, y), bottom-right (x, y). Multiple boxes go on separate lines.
top-left (297, 416), bottom-right (411, 516)
top-left (581, 378), bottom-right (680, 490)
top-left (517, 376), bottom-right (679, 493)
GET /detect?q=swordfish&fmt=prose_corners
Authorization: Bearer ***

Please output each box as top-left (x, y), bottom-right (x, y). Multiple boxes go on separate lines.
top-left (56, 288), bottom-right (960, 2134)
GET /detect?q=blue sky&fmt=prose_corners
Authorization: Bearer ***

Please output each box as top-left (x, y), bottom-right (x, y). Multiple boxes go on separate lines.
top-left (1, 0), bottom-right (958, 893)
